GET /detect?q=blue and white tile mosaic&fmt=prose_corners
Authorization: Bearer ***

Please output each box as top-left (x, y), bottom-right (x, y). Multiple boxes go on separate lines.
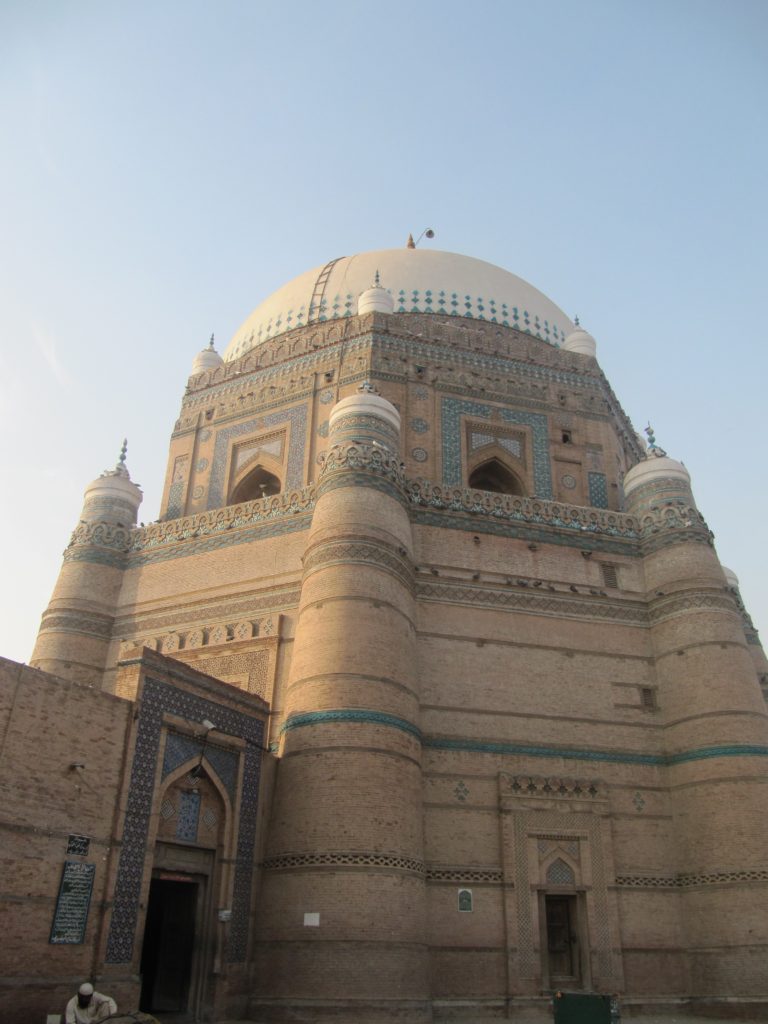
top-left (105, 677), bottom-right (263, 965)
top-left (206, 745), bottom-right (239, 801)
top-left (441, 398), bottom-right (552, 498)
top-left (163, 732), bottom-right (201, 778)
top-left (162, 732), bottom-right (239, 804)
top-left (208, 404), bottom-right (307, 509)
top-left (410, 417), bottom-right (429, 433)
top-left (588, 472), bottom-right (609, 509)
top-left (176, 791), bottom-right (201, 843)
top-left (166, 481), bottom-right (185, 519)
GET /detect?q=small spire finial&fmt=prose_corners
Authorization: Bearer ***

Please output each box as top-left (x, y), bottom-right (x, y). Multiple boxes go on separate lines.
top-left (374, 269), bottom-right (381, 286)
top-left (644, 423), bottom-right (667, 458)
top-left (406, 233), bottom-right (415, 249)
top-left (358, 380), bottom-right (378, 394)
top-left (574, 314), bottom-right (580, 327)
top-left (209, 333), bottom-right (215, 349)
top-left (118, 438), bottom-right (128, 466)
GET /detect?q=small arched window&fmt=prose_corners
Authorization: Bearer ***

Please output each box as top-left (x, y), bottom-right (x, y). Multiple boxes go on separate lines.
top-left (468, 458), bottom-right (525, 496)
top-left (230, 465), bottom-right (281, 504)
top-left (546, 858), bottom-right (576, 886)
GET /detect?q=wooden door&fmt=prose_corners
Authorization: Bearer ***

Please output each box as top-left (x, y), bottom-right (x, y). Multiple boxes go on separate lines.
top-left (545, 895), bottom-right (581, 986)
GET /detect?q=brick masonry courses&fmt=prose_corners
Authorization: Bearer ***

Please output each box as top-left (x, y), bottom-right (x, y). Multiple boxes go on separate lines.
top-left (14, 299), bottom-right (768, 1021)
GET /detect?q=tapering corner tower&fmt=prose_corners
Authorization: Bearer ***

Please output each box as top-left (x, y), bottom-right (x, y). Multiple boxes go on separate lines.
top-left (252, 383), bottom-right (429, 1022)
top-left (31, 442), bottom-right (142, 685)
top-left (623, 442), bottom-right (768, 1000)
top-left (26, 246), bottom-right (768, 1021)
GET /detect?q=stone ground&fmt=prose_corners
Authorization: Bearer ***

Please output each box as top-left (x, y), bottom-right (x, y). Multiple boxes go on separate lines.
top-left (211, 1017), bottom-right (762, 1024)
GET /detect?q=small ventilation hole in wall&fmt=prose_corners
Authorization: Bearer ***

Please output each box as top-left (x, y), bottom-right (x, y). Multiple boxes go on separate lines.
top-left (600, 562), bottom-right (618, 588)
top-left (640, 686), bottom-right (658, 711)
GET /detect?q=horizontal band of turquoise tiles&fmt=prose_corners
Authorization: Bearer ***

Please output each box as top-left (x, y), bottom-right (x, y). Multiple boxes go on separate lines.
top-left (281, 711), bottom-right (768, 766)
top-left (429, 737), bottom-right (768, 766)
top-left (283, 709), bottom-right (421, 739)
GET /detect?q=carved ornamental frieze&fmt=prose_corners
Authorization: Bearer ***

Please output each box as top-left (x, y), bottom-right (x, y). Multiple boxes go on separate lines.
top-left (317, 441), bottom-right (407, 492)
top-left (500, 773), bottom-right (607, 814)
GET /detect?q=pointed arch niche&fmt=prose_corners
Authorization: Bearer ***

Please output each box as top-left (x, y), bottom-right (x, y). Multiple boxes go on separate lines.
top-left (230, 462), bottom-right (282, 504)
top-left (468, 455), bottom-right (526, 496)
top-left (227, 441), bottom-right (284, 505)
top-left (464, 419), bottom-right (531, 497)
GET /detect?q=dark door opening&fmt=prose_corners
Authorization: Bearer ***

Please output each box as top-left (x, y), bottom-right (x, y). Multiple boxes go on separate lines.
top-left (140, 878), bottom-right (198, 1013)
top-left (545, 894), bottom-right (581, 988)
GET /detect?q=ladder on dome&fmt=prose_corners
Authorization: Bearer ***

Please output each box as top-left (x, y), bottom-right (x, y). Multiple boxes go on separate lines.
top-left (307, 257), bottom-right (344, 323)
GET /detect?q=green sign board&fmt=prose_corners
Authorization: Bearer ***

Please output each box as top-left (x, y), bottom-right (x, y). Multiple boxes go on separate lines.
top-left (50, 861), bottom-right (95, 944)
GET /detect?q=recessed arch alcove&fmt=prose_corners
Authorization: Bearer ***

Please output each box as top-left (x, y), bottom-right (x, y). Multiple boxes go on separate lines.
top-left (468, 457), bottom-right (525, 496)
top-left (229, 464), bottom-right (281, 504)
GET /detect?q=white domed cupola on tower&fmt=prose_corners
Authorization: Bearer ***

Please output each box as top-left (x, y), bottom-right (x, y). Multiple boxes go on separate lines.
top-left (357, 270), bottom-right (395, 315)
top-left (81, 439), bottom-right (144, 526)
top-left (191, 333), bottom-right (224, 375)
top-left (623, 424), bottom-right (694, 507)
top-left (562, 316), bottom-right (597, 357)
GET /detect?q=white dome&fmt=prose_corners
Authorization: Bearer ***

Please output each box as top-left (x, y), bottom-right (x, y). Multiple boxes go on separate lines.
top-left (192, 337), bottom-right (224, 374)
top-left (329, 391), bottom-right (401, 436)
top-left (563, 326), bottom-right (597, 357)
top-left (224, 248), bottom-right (575, 360)
top-left (357, 284), bottom-right (395, 315)
top-left (623, 455), bottom-right (691, 497)
top-left (722, 566), bottom-right (739, 589)
top-left (81, 445), bottom-right (143, 525)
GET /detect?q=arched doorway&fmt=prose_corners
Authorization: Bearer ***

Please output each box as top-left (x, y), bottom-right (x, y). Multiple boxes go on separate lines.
top-left (468, 458), bottom-right (525, 496)
top-left (140, 762), bottom-right (228, 1018)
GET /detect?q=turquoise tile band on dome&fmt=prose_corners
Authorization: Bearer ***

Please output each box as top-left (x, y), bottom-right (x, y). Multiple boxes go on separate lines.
top-left (281, 709), bottom-right (768, 768)
top-left (228, 291), bottom-right (568, 355)
top-left (223, 249), bottom-right (575, 360)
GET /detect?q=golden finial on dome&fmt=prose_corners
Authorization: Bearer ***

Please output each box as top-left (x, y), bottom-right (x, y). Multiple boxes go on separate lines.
top-left (407, 229), bottom-right (435, 248)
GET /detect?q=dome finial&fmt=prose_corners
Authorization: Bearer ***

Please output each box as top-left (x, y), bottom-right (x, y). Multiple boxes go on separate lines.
top-left (574, 314), bottom-right (580, 326)
top-left (209, 333), bottom-right (215, 349)
top-left (358, 380), bottom-right (380, 395)
top-left (406, 233), bottom-right (415, 249)
top-left (374, 269), bottom-right (380, 286)
top-left (100, 438), bottom-right (132, 481)
top-left (644, 422), bottom-right (667, 458)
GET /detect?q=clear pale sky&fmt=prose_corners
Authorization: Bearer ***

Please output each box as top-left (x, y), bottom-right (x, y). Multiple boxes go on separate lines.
top-left (1, 0), bottom-right (766, 663)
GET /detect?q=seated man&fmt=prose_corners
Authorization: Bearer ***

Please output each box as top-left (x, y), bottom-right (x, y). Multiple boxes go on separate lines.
top-left (65, 982), bottom-right (117, 1023)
